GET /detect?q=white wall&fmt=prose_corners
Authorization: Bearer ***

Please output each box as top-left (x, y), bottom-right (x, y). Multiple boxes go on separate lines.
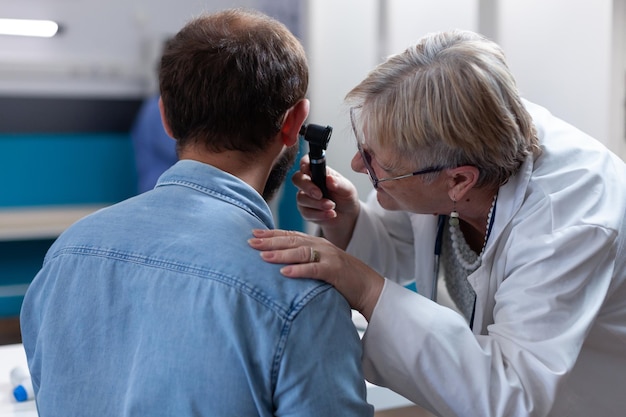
top-left (305, 0), bottom-right (380, 196)
top-left (386, 0), bottom-right (478, 55)
top-left (306, 0), bottom-right (625, 201)
top-left (0, 0), bottom-right (256, 97)
top-left (1, 0), bottom-right (623, 155)
top-left (496, 0), bottom-right (625, 159)
top-left (611, 0), bottom-right (626, 159)
top-left (305, 0), bottom-right (478, 199)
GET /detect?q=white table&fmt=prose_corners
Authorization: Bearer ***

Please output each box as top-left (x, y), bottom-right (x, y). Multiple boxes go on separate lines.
top-left (0, 345), bottom-right (37, 417)
top-left (0, 344), bottom-right (413, 416)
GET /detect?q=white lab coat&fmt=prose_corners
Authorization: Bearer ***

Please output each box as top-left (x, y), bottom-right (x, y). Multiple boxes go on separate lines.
top-left (347, 101), bottom-right (626, 417)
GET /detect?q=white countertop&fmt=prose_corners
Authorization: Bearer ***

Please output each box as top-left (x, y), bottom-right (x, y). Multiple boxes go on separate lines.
top-left (0, 345), bottom-right (36, 416)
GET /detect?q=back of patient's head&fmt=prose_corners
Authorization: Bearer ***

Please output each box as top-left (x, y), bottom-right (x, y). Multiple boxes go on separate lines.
top-left (159, 8), bottom-right (309, 153)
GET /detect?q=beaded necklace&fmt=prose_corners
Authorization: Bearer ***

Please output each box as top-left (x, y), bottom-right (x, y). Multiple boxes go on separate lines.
top-left (449, 193), bottom-right (498, 271)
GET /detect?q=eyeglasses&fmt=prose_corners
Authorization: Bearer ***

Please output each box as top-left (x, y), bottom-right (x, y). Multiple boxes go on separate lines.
top-left (350, 107), bottom-right (444, 189)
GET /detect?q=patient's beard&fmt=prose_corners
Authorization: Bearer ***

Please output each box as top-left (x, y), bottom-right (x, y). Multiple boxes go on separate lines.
top-left (262, 145), bottom-right (298, 202)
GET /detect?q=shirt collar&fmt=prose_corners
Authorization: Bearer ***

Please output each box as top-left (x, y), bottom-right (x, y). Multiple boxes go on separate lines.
top-left (156, 159), bottom-right (276, 229)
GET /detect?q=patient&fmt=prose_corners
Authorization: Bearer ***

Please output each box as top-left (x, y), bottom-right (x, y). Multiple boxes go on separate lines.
top-left (20, 9), bottom-right (373, 416)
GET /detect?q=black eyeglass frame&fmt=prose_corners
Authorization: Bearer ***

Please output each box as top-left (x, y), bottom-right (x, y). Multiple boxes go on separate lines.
top-left (350, 106), bottom-right (445, 189)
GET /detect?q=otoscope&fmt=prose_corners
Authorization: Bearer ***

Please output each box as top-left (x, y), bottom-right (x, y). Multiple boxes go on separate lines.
top-left (299, 123), bottom-right (333, 198)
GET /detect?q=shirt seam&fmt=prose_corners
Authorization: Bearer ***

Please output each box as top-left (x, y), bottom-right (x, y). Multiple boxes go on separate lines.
top-left (157, 179), bottom-right (268, 226)
top-left (270, 285), bottom-right (334, 392)
top-left (45, 245), bottom-right (330, 320)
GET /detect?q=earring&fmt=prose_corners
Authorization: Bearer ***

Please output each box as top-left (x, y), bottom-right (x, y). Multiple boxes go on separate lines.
top-left (449, 198), bottom-right (459, 226)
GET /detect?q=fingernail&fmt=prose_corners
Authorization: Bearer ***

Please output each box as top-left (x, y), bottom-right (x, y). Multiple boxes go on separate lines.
top-left (322, 200), bottom-right (335, 210)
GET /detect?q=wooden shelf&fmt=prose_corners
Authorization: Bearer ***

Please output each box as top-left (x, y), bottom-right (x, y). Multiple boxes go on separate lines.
top-left (0, 317), bottom-right (21, 345)
top-left (0, 204), bottom-right (107, 241)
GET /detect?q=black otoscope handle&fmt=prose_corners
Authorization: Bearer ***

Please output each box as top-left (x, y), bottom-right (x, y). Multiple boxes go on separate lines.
top-left (309, 149), bottom-right (328, 198)
top-left (300, 124), bottom-right (332, 199)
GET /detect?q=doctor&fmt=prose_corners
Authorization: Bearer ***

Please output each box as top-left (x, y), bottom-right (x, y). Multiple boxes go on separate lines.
top-left (249, 30), bottom-right (626, 416)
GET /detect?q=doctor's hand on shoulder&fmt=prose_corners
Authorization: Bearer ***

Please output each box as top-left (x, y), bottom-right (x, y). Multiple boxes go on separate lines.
top-left (248, 227), bottom-right (384, 321)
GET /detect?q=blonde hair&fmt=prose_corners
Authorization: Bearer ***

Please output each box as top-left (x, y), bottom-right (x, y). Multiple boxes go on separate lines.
top-left (346, 30), bottom-right (540, 187)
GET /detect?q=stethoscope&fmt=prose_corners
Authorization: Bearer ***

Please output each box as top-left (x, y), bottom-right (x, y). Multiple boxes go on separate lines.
top-left (431, 204), bottom-right (497, 331)
top-left (431, 214), bottom-right (446, 303)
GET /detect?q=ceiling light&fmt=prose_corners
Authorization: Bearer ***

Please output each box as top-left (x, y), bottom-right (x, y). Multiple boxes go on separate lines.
top-left (0, 18), bottom-right (60, 38)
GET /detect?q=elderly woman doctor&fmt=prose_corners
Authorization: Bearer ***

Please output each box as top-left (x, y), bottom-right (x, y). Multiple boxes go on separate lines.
top-left (249, 30), bottom-right (626, 417)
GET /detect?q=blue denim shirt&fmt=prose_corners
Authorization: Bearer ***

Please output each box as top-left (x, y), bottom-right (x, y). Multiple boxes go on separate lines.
top-left (21, 160), bottom-right (373, 417)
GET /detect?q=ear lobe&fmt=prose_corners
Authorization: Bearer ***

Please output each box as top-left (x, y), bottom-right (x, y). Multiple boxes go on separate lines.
top-left (158, 97), bottom-right (176, 139)
top-left (280, 99), bottom-right (310, 146)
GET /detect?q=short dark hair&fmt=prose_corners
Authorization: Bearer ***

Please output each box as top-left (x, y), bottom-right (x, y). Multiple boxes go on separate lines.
top-left (159, 8), bottom-right (308, 153)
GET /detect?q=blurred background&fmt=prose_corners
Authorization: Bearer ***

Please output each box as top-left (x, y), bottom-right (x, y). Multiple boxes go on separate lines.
top-left (0, 0), bottom-right (624, 330)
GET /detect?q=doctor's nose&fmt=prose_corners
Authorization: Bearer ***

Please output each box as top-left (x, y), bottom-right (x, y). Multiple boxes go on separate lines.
top-left (351, 151), bottom-right (367, 175)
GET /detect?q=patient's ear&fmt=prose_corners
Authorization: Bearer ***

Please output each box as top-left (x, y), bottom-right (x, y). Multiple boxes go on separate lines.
top-left (158, 97), bottom-right (175, 139)
top-left (280, 99), bottom-right (310, 146)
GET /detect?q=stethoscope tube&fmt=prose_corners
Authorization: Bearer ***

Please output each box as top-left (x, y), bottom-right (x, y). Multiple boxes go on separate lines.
top-left (432, 215), bottom-right (446, 302)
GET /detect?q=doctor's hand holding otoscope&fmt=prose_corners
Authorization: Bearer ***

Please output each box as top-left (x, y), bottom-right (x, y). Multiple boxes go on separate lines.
top-left (297, 123), bottom-right (367, 252)
top-left (299, 123), bottom-right (332, 199)
top-left (262, 122), bottom-right (387, 320)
